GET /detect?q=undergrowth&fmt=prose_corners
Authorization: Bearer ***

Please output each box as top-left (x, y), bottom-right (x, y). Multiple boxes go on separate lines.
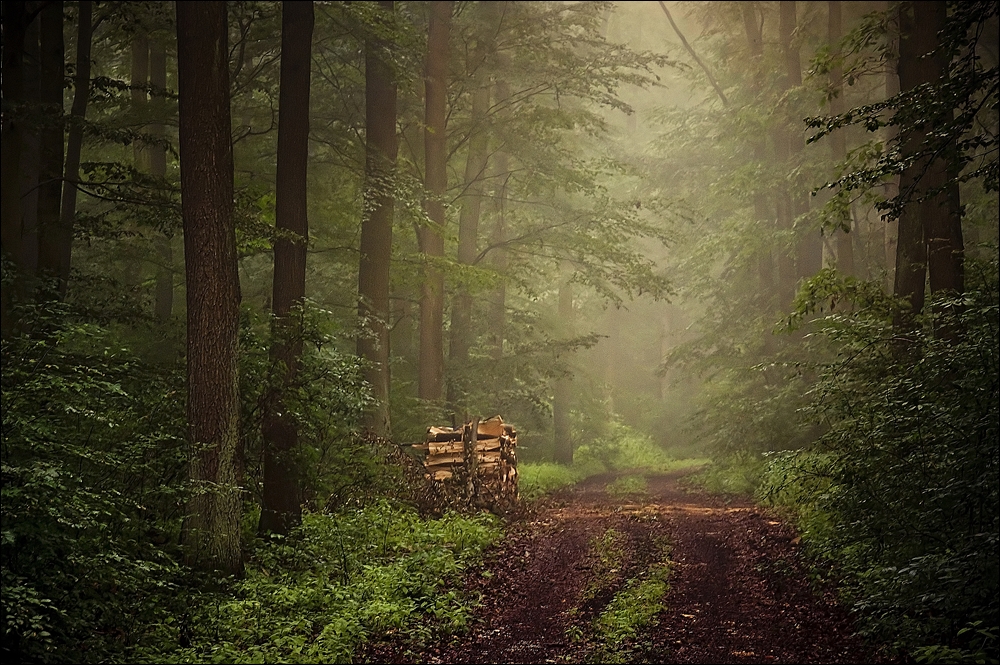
top-left (131, 501), bottom-right (501, 663)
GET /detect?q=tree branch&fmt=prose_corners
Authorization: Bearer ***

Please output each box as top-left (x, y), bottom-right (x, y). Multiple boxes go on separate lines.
top-left (657, 1), bottom-right (729, 108)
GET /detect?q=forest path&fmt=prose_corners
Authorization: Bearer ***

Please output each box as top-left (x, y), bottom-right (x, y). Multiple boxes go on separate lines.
top-left (363, 468), bottom-right (886, 664)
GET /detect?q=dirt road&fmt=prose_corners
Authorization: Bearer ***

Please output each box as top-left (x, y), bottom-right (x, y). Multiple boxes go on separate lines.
top-left (365, 469), bottom-right (888, 664)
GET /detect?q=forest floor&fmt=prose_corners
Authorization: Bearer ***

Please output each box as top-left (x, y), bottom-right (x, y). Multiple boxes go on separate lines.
top-left (361, 468), bottom-right (898, 664)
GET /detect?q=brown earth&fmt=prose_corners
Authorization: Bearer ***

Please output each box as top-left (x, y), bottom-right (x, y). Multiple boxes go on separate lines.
top-left (362, 468), bottom-right (898, 664)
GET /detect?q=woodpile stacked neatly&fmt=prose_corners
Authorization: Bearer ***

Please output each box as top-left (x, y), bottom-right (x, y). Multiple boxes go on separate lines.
top-left (413, 415), bottom-right (518, 512)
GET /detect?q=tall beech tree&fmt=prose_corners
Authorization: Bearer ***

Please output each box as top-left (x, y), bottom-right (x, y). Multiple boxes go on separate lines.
top-left (893, 0), bottom-right (964, 330)
top-left (1, 4), bottom-right (27, 291)
top-left (447, 7), bottom-right (492, 413)
top-left (259, 0), bottom-right (314, 537)
top-left (358, 0), bottom-right (398, 437)
top-left (417, 0), bottom-right (451, 403)
top-left (780, 1), bottom-right (822, 285)
top-left (36, 0), bottom-right (66, 293)
top-left (486, 74), bottom-right (512, 362)
top-left (176, 0), bottom-right (243, 575)
top-left (58, 0), bottom-right (92, 299)
top-left (828, 0), bottom-right (853, 277)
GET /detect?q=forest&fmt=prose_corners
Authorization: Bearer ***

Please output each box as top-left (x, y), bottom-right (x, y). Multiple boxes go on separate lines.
top-left (1, 1), bottom-right (997, 663)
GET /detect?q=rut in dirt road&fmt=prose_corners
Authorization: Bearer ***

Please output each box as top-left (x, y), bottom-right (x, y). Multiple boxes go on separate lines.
top-left (364, 468), bottom-right (886, 664)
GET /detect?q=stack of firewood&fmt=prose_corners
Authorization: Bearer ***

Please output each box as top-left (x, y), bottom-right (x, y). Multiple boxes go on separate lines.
top-left (413, 415), bottom-right (518, 511)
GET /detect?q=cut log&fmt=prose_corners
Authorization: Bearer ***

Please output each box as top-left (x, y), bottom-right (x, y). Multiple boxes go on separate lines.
top-left (426, 450), bottom-right (503, 467)
top-left (426, 469), bottom-right (454, 481)
top-left (428, 437), bottom-right (502, 455)
top-left (477, 415), bottom-right (504, 438)
top-left (427, 426), bottom-right (462, 441)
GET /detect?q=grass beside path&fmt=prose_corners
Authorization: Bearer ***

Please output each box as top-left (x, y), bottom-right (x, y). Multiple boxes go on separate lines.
top-left (519, 428), bottom-right (710, 500)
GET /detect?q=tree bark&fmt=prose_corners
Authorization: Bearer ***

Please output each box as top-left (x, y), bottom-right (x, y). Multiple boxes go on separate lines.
top-left (35, 0), bottom-right (65, 293)
top-left (259, 0), bottom-right (314, 537)
top-left (828, 1), bottom-right (854, 277)
top-left (58, 0), bottom-right (92, 300)
top-left (915, 2), bottom-right (963, 301)
top-left (149, 38), bottom-right (173, 322)
top-left (0, 2), bottom-right (28, 335)
top-left (893, 1), bottom-right (955, 329)
top-left (417, 0), bottom-right (451, 403)
top-left (553, 265), bottom-right (573, 466)
top-left (358, 0), bottom-right (398, 438)
top-left (18, 6), bottom-right (40, 279)
top-left (176, 0), bottom-right (243, 576)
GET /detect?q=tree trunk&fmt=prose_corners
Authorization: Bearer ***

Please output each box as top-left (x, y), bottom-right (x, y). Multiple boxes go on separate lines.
top-left (18, 6), bottom-right (40, 279)
top-left (741, 2), bottom-right (775, 310)
top-left (122, 30), bottom-right (149, 289)
top-left (880, 1), bottom-right (900, 291)
top-left (447, 68), bottom-right (490, 411)
top-left (176, 0), bottom-right (243, 576)
top-left (358, 0), bottom-right (398, 438)
top-left (488, 73), bottom-right (512, 361)
top-left (781, 1), bottom-right (820, 283)
top-left (893, 1), bottom-right (958, 329)
top-left (1, 2), bottom-right (27, 335)
top-left (553, 265), bottom-right (573, 465)
top-left (149, 38), bottom-right (173, 321)
top-left (771, 5), bottom-right (796, 305)
top-left (828, 0), bottom-right (853, 277)
top-left (915, 2), bottom-right (963, 301)
top-left (59, 0), bottom-right (92, 299)
top-left (259, 1), bottom-right (314, 537)
top-left (36, 0), bottom-right (65, 294)
top-left (417, 0), bottom-right (451, 403)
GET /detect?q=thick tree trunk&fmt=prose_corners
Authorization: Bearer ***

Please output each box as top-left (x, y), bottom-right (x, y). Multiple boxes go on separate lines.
top-left (58, 0), bottom-right (92, 299)
top-left (417, 0), bottom-right (451, 403)
top-left (828, 1), bottom-right (854, 277)
top-left (36, 0), bottom-right (65, 293)
top-left (0, 2), bottom-right (28, 335)
top-left (447, 74), bottom-right (490, 410)
top-left (176, 0), bottom-right (243, 576)
top-left (358, 1), bottom-right (398, 438)
top-left (18, 8), bottom-right (40, 278)
top-left (553, 265), bottom-right (573, 465)
top-left (892, 0), bottom-right (966, 330)
top-left (914, 2), bottom-right (963, 300)
top-left (893, 1), bottom-right (935, 328)
top-left (260, 1), bottom-right (314, 537)
top-left (149, 38), bottom-right (173, 321)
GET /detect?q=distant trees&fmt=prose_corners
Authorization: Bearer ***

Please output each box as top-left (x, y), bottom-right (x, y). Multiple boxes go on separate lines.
top-left (175, 0), bottom-right (243, 575)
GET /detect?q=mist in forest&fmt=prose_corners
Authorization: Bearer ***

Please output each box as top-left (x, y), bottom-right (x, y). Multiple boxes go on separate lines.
top-left (1, 2), bottom-right (997, 662)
